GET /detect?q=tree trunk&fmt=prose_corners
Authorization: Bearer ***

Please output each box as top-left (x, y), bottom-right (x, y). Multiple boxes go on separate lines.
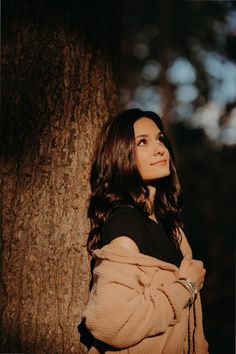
top-left (0, 1), bottom-right (120, 353)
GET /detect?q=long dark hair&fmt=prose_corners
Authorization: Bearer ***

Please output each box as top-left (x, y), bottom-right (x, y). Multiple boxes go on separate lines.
top-left (87, 109), bottom-right (183, 255)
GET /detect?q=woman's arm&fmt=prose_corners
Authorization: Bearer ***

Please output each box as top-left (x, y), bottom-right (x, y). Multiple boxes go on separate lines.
top-left (84, 236), bottom-right (192, 348)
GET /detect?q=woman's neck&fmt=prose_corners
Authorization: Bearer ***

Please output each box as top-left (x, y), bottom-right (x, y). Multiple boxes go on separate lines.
top-left (146, 185), bottom-right (158, 222)
top-left (148, 185), bottom-right (156, 203)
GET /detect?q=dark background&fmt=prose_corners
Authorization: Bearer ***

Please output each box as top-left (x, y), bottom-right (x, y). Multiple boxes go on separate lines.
top-left (120, 1), bottom-right (235, 353)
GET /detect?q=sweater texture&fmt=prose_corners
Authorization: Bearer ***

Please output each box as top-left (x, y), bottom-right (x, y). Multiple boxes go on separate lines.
top-left (84, 232), bottom-right (208, 354)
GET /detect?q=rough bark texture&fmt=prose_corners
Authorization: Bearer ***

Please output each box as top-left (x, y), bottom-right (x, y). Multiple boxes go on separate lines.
top-left (0, 1), bottom-right (120, 353)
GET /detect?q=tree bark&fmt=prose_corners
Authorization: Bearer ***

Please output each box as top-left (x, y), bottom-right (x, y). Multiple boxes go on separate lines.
top-left (0, 1), bottom-right (120, 353)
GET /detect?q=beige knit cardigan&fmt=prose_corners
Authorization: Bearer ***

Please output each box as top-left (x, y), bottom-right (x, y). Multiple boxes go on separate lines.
top-left (84, 232), bottom-right (209, 354)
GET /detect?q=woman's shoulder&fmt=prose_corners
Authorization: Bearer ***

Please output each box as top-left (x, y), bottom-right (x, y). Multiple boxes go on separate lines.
top-left (101, 205), bottom-right (147, 250)
top-left (107, 205), bottom-right (145, 224)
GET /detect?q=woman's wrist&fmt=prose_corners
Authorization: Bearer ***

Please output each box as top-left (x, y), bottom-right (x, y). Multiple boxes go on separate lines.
top-left (174, 278), bottom-right (197, 306)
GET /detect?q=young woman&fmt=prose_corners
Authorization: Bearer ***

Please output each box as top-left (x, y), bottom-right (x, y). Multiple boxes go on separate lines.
top-left (83, 109), bottom-right (208, 354)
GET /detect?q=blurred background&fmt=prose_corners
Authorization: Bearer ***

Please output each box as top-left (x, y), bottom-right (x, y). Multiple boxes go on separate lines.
top-left (120, 1), bottom-right (235, 353)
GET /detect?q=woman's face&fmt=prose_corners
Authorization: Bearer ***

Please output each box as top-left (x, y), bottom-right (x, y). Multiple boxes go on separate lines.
top-left (134, 117), bottom-right (170, 181)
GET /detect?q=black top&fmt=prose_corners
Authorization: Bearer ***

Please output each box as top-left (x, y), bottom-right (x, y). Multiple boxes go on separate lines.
top-left (100, 205), bottom-right (183, 267)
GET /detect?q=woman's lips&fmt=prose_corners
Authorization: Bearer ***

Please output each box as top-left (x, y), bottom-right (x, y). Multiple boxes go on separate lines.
top-left (150, 159), bottom-right (167, 165)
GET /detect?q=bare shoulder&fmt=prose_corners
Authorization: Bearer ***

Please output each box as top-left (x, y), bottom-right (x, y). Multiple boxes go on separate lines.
top-left (110, 236), bottom-right (140, 253)
top-left (178, 227), bottom-right (186, 237)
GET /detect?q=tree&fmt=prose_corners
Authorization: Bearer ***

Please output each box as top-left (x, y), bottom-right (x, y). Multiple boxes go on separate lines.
top-left (0, 1), bottom-right (120, 352)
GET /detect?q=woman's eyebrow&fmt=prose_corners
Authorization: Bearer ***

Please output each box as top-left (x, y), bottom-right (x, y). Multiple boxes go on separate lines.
top-left (135, 132), bottom-right (162, 139)
top-left (135, 134), bottom-right (148, 139)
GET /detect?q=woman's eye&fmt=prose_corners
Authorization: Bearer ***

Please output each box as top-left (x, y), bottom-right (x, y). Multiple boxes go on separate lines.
top-left (157, 135), bottom-right (165, 142)
top-left (137, 139), bottom-right (146, 146)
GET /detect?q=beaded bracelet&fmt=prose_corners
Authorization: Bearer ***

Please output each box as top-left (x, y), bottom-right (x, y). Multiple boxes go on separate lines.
top-left (175, 278), bottom-right (197, 306)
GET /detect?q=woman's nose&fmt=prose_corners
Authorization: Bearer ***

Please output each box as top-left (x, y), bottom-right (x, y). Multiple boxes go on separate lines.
top-left (153, 141), bottom-right (164, 155)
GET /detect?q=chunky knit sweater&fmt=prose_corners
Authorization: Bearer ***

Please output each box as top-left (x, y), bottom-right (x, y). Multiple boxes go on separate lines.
top-left (84, 232), bottom-right (208, 354)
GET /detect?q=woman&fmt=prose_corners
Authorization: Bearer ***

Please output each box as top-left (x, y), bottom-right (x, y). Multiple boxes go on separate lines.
top-left (83, 109), bottom-right (208, 354)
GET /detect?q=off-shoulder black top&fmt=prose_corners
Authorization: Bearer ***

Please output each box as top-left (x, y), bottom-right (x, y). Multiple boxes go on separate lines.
top-left (100, 205), bottom-right (183, 267)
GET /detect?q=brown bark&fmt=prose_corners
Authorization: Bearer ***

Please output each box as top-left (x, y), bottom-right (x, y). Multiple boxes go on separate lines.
top-left (0, 1), bottom-right (120, 353)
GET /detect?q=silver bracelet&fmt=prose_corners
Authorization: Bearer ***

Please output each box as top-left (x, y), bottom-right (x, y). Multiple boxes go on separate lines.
top-left (175, 278), bottom-right (197, 306)
top-left (179, 278), bottom-right (197, 296)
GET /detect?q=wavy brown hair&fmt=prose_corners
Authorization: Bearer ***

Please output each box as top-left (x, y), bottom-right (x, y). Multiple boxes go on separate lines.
top-left (87, 109), bottom-right (183, 255)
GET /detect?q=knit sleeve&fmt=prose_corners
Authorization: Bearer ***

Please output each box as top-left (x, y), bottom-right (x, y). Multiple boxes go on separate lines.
top-left (101, 206), bottom-right (147, 252)
top-left (84, 256), bottom-right (191, 348)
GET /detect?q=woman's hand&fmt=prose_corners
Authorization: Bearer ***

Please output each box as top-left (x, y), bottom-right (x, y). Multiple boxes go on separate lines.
top-left (179, 259), bottom-right (206, 292)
